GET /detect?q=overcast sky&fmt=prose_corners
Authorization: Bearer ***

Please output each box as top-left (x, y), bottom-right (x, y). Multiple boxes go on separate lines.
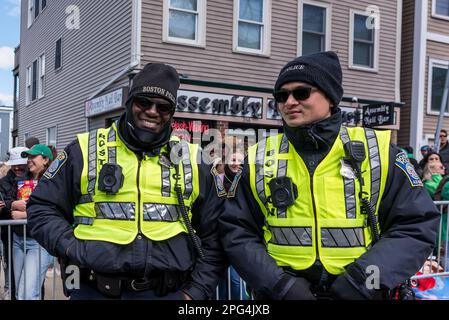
top-left (0, 0), bottom-right (20, 106)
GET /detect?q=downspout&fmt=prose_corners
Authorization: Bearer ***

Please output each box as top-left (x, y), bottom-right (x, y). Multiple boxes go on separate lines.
top-left (84, 0), bottom-right (141, 131)
top-left (395, 0), bottom-right (403, 103)
top-left (130, 0), bottom-right (142, 68)
top-left (410, 0), bottom-right (427, 156)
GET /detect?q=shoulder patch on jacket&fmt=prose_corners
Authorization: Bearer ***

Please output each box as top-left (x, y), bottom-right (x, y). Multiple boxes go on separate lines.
top-left (394, 152), bottom-right (423, 187)
top-left (43, 151), bottom-right (68, 179)
top-left (211, 166), bottom-right (227, 197)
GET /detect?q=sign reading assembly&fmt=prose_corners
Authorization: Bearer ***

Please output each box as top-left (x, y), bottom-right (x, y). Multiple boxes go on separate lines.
top-left (267, 99), bottom-right (282, 120)
top-left (362, 102), bottom-right (396, 127)
top-left (176, 90), bottom-right (263, 119)
top-left (85, 87), bottom-right (126, 117)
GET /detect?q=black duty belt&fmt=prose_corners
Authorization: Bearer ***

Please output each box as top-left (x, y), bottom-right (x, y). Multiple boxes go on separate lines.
top-left (80, 269), bottom-right (159, 298)
top-left (283, 264), bottom-right (338, 299)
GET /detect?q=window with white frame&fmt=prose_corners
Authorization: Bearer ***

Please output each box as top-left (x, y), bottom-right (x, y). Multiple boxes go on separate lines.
top-left (34, 0), bottom-right (40, 19)
top-left (233, 0), bottom-right (271, 55)
top-left (163, 0), bottom-right (206, 47)
top-left (349, 10), bottom-right (379, 71)
top-left (27, 0), bottom-right (34, 28)
top-left (25, 54), bottom-right (45, 104)
top-left (28, 0), bottom-right (46, 27)
top-left (26, 66), bottom-right (32, 105)
top-left (299, 1), bottom-right (331, 56)
top-left (32, 59), bottom-right (37, 101)
top-left (14, 74), bottom-right (19, 106)
top-left (47, 126), bottom-right (57, 146)
top-left (428, 60), bottom-right (449, 114)
top-left (433, 0), bottom-right (449, 18)
top-left (38, 54), bottom-right (45, 98)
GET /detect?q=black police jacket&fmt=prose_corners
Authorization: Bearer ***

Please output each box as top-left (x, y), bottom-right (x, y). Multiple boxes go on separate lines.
top-left (26, 139), bottom-right (227, 300)
top-left (219, 109), bottom-right (440, 299)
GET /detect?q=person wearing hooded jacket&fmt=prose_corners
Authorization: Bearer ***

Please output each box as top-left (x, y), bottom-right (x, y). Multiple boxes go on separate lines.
top-left (0, 146), bottom-right (29, 300)
top-left (219, 51), bottom-right (440, 300)
top-left (26, 63), bottom-right (227, 300)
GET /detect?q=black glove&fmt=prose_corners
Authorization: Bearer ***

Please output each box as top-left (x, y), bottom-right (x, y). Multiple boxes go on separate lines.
top-left (283, 277), bottom-right (316, 300)
top-left (155, 270), bottom-right (189, 297)
top-left (330, 273), bottom-right (369, 300)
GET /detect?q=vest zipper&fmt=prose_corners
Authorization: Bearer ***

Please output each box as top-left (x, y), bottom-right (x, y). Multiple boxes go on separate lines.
top-left (309, 172), bottom-right (320, 262)
top-left (136, 157), bottom-right (142, 234)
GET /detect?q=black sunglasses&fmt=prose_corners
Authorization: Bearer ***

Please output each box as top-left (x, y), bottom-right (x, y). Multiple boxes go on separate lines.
top-left (133, 97), bottom-right (174, 116)
top-left (441, 134), bottom-right (447, 138)
top-left (273, 86), bottom-right (316, 103)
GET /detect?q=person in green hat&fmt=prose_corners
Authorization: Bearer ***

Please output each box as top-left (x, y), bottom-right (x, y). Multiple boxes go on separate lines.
top-left (8, 143), bottom-right (54, 299)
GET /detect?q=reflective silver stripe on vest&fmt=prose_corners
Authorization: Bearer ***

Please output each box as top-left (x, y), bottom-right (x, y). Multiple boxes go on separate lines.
top-left (95, 202), bottom-right (135, 220)
top-left (269, 226), bottom-right (313, 246)
top-left (365, 128), bottom-right (381, 210)
top-left (321, 227), bottom-right (365, 247)
top-left (79, 194), bottom-right (93, 204)
top-left (74, 217), bottom-right (94, 225)
top-left (277, 135), bottom-right (289, 218)
top-left (87, 129), bottom-right (97, 195)
top-left (142, 203), bottom-right (180, 222)
top-left (181, 143), bottom-right (193, 199)
top-left (280, 134), bottom-right (290, 154)
top-left (339, 127), bottom-right (357, 219)
top-left (108, 127), bottom-right (117, 165)
top-left (161, 166), bottom-right (171, 197)
top-left (255, 139), bottom-right (270, 214)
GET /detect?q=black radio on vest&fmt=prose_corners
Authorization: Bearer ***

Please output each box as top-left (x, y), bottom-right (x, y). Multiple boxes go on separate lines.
top-left (344, 141), bottom-right (366, 184)
top-left (98, 163), bottom-right (124, 194)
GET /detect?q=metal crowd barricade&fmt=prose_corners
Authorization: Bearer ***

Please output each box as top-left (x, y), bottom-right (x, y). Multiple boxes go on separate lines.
top-left (215, 266), bottom-right (251, 300)
top-left (0, 219), bottom-right (61, 300)
top-left (411, 201), bottom-right (449, 282)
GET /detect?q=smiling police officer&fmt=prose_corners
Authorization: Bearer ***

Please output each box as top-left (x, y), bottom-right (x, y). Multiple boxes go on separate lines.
top-left (27, 63), bottom-right (226, 300)
top-left (219, 51), bottom-right (440, 300)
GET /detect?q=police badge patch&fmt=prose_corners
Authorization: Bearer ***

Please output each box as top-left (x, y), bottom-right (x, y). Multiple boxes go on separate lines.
top-left (394, 152), bottom-right (423, 187)
top-left (43, 151), bottom-right (68, 179)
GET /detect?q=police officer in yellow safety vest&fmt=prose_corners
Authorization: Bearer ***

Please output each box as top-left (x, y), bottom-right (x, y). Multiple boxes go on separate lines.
top-left (219, 51), bottom-right (440, 300)
top-left (27, 63), bottom-right (227, 300)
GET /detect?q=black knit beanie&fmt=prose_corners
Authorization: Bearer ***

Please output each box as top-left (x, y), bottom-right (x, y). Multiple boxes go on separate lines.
top-left (274, 51), bottom-right (343, 107)
top-left (121, 63), bottom-right (179, 150)
top-left (127, 63), bottom-right (180, 107)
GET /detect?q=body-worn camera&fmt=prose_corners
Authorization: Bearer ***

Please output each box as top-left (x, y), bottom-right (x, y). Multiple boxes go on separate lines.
top-left (98, 163), bottom-right (124, 194)
top-left (268, 176), bottom-right (298, 208)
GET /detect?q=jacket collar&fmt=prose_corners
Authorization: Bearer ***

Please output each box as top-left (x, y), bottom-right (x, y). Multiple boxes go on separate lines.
top-left (283, 107), bottom-right (342, 153)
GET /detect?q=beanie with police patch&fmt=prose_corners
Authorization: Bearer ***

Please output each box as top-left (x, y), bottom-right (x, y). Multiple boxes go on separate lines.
top-left (127, 63), bottom-right (180, 107)
top-left (274, 51), bottom-right (343, 107)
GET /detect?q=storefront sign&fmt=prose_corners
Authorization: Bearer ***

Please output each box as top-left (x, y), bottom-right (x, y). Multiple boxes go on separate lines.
top-left (85, 87), bottom-right (126, 117)
top-left (341, 106), bottom-right (362, 126)
top-left (172, 118), bottom-right (213, 144)
top-left (362, 102), bottom-right (395, 127)
top-left (267, 99), bottom-right (282, 120)
top-left (176, 90), bottom-right (262, 119)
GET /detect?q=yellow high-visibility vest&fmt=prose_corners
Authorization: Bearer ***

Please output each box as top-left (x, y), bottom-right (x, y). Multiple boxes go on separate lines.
top-left (73, 123), bottom-right (200, 244)
top-left (248, 127), bottom-right (390, 275)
